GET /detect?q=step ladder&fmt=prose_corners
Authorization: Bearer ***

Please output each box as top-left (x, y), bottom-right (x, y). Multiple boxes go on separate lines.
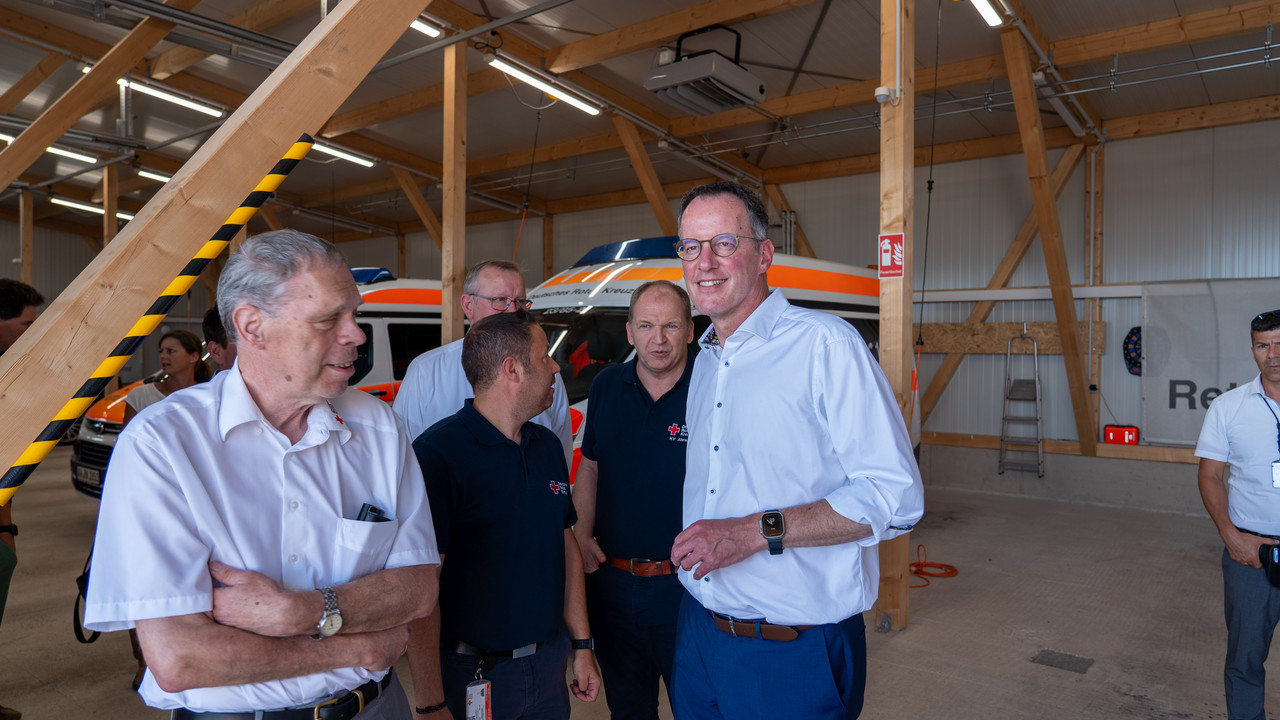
top-left (999, 326), bottom-right (1044, 477)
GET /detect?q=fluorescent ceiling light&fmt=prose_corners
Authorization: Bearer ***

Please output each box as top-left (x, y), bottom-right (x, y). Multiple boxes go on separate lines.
top-left (968, 0), bottom-right (1004, 27)
top-left (312, 143), bottom-right (376, 168)
top-left (0, 132), bottom-right (98, 164)
top-left (50, 196), bottom-right (133, 220)
top-left (488, 57), bottom-right (601, 116)
top-left (411, 19), bottom-right (442, 37)
top-left (81, 66), bottom-right (223, 117)
top-left (138, 169), bottom-right (172, 183)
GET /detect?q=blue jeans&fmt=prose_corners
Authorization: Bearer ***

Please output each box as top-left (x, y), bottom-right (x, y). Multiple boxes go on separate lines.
top-left (1223, 548), bottom-right (1280, 720)
top-left (585, 565), bottom-right (683, 720)
top-left (441, 631), bottom-right (570, 720)
top-left (671, 593), bottom-right (866, 720)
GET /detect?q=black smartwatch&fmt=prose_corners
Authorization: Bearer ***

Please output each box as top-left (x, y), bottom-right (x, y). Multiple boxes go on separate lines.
top-left (0, 524), bottom-right (16, 536)
top-left (571, 637), bottom-right (594, 651)
top-left (759, 510), bottom-right (785, 556)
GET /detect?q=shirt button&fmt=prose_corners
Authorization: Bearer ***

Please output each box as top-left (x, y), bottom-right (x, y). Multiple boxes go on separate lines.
top-left (713, 445), bottom-right (719, 451)
top-left (716, 402), bottom-right (722, 408)
top-left (709, 489), bottom-right (716, 494)
top-left (724, 361), bottom-right (729, 367)
top-left (288, 554), bottom-right (298, 563)
top-left (289, 501), bottom-right (299, 510)
top-left (704, 577), bottom-right (710, 582)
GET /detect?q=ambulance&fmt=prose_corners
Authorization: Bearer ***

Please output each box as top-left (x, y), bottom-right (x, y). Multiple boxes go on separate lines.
top-left (527, 236), bottom-right (881, 479)
top-left (69, 268), bottom-right (444, 498)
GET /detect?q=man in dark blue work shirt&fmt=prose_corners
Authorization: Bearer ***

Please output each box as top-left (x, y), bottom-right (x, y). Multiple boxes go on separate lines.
top-left (407, 310), bottom-right (600, 720)
top-left (573, 280), bottom-right (695, 719)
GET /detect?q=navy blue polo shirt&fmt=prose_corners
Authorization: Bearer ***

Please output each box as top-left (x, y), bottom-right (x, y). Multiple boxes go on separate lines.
top-left (580, 357), bottom-right (692, 561)
top-left (413, 400), bottom-right (576, 652)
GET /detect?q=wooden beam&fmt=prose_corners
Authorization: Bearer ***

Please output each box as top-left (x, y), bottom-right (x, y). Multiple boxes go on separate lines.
top-left (0, 0), bottom-right (439, 493)
top-left (1001, 0), bottom-right (1101, 134)
top-left (919, 144), bottom-right (1084, 423)
top-left (396, 232), bottom-right (406, 278)
top-left (874, 0), bottom-right (913, 633)
top-left (916, 321), bottom-right (1105, 355)
top-left (0, 53), bottom-right (67, 115)
top-left (230, 226), bottom-right (248, 254)
top-left (921, 432), bottom-right (1197, 464)
top-left (391, 166), bottom-right (443, 249)
top-left (545, 0), bottom-right (820, 73)
top-left (149, 0), bottom-right (317, 79)
top-left (258, 205), bottom-right (284, 231)
top-left (92, 175), bottom-right (156, 204)
top-left (612, 115), bottom-right (678, 236)
top-left (19, 191), bottom-right (34, 286)
top-left (441, 41), bottom-right (467, 346)
top-left (542, 213), bottom-right (554, 281)
top-left (0, 0), bottom-right (202, 190)
top-left (1087, 145), bottom-right (1105, 433)
top-left (1105, 92), bottom-right (1280, 139)
top-left (321, 69), bottom-right (507, 138)
top-left (762, 184), bottom-right (815, 258)
top-left (101, 164), bottom-right (119, 245)
top-left (1002, 29), bottom-right (1096, 456)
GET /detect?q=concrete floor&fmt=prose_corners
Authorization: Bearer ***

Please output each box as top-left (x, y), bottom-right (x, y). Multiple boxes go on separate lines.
top-left (0, 446), bottom-right (1263, 719)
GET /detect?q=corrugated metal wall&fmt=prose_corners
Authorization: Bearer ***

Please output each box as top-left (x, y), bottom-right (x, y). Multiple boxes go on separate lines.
top-left (2, 119), bottom-right (1277, 412)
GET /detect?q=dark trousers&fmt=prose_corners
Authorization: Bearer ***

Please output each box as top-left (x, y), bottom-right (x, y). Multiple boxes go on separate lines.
top-left (585, 565), bottom-right (683, 720)
top-left (1223, 548), bottom-right (1280, 720)
top-left (671, 593), bottom-right (866, 720)
top-left (441, 631), bottom-right (570, 720)
top-left (0, 540), bottom-right (14, 627)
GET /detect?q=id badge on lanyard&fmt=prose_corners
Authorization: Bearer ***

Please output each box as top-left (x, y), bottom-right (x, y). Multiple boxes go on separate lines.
top-left (1264, 395), bottom-right (1280, 488)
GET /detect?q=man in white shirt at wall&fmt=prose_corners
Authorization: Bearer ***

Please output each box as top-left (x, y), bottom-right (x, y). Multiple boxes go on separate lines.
top-left (1196, 308), bottom-right (1280, 720)
top-left (393, 259), bottom-right (571, 463)
top-left (669, 181), bottom-right (925, 720)
top-left (85, 230), bottom-right (441, 719)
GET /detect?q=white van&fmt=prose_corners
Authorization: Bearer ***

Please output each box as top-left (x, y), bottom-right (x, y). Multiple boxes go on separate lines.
top-left (70, 268), bottom-right (444, 498)
top-left (527, 237), bottom-right (881, 479)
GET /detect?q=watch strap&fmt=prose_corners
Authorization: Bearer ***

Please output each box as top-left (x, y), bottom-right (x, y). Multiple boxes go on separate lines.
top-left (765, 535), bottom-right (783, 555)
top-left (0, 524), bottom-right (15, 536)
top-left (570, 637), bottom-right (594, 651)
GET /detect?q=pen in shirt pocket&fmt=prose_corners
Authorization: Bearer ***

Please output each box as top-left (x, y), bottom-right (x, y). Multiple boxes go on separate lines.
top-left (356, 502), bottom-right (392, 522)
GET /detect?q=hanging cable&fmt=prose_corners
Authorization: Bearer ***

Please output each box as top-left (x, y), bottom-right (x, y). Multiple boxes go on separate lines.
top-left (908, 0), bottom-right (945, 428)
top-left (909, 544), bottom-right (958, 588)
top-left (512, 109), bottom-right (542, 262)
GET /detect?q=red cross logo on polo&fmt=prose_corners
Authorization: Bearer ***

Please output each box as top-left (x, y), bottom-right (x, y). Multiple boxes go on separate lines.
top-left (668, 423), bottom-right (681, 435)
top-left (549, 480), bottom-right (569, 495)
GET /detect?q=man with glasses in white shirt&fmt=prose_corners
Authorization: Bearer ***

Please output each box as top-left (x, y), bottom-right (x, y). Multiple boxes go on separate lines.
top-left (668, 182), bottom-right (924, 720)
top-left (394, 260), bottom-right (571, 463)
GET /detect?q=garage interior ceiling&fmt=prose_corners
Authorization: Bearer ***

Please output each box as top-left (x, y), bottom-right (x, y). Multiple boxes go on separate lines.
top-left (1, 0), bottom-right (1278, 241)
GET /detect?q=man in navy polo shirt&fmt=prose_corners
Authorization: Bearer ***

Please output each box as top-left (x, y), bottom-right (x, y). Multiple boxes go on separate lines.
top-left (407, 310), bottom-right (600, 720)
top-left (572, 280), bottom-right (694, 720)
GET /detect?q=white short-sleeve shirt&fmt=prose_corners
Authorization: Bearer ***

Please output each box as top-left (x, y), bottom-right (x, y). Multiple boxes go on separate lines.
top-left (1195, 374), bottom-right (1280, 535)
top-left (85, 365), bottom-right (440, 712)
top-left (679, 289), bottom-right (925, 625)
top-left (392, 337), bottom-right (573, 464)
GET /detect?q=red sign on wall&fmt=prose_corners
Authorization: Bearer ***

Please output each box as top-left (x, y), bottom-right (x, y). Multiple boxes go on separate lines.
top-left (878, 233), bottom-right (904, 279)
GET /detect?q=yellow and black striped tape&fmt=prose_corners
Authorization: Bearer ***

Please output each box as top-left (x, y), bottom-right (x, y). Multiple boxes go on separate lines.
top-left (0, 134), bottom-right (314, 505)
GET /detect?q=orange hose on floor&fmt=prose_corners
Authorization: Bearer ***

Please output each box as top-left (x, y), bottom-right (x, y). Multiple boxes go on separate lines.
top-left (909, 544), bottom-right (957, 588)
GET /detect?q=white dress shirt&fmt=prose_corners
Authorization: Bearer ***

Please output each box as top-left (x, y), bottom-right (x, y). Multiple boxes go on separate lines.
top-left (1196, 374), bottom-right (1280, 535)
top-left (85, 365), bottom-right (440, 712)
top-left (393, 337), bottom-right (573, 465)
top-left (679, 289), bottom-right (924, 626)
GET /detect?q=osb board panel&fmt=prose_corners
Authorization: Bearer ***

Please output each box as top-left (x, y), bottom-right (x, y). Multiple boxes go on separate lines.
top-left (915, 321), bottom-right (1106, 355)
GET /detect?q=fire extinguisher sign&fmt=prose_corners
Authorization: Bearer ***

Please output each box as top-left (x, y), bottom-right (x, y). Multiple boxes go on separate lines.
top-left (878, 233), bottom-right (904, 279)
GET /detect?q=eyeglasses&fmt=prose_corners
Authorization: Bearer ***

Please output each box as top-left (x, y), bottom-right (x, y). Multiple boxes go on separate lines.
top-left (469, 293), bottom-right (533, 311)
top-left (673, 234), bottom-right (761, 262)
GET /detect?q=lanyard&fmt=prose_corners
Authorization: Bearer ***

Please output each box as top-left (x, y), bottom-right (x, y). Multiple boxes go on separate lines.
top-left (1263, 394), bottom-right (1280, 458)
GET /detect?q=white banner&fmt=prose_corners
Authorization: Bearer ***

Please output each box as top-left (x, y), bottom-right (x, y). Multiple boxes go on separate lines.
top-left (1141, 279), bottom-right (1280, 446)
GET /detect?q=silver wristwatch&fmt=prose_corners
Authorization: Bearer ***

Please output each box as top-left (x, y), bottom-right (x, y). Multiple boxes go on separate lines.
top-left (312, 586), bottom-right (343, 640)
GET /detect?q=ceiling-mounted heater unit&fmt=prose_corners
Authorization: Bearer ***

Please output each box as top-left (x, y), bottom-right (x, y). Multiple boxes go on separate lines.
top-left (644, 25), bottom-right (765, 116)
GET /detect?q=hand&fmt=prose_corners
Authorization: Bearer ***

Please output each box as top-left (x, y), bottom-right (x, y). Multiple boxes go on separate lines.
top-left (1226, 530), bottom-right (1275, 568)
top-left (360, 624), bottom-right (410, 672)
top-left (575, 533), bottom-right (607, 574)
top-left (209, 561), bottom-right (307, 637)
top-left (569, 649), bottom-right (600, 702)
top-left (670, 516), bottom-right (764, 580)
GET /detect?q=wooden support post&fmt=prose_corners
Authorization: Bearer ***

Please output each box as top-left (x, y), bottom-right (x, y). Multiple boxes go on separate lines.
top-left (612, 115), bottom-right (678, 236)
top-left (874, 0), bottom-right (913, 632)
top-left (762, 184), bottom-right (816, 258)
top-left (258, 205), bottom-right (284, 231)
top-left (542, 214), bottom-right (555, 281)
top-left (1088, 146), bottom-right (1105, 427)
top-left (0, 0), bottom-right (439, 481)
top-left (441, 41), bottom-right (468, 346)
top-left (919, 144), bottom-right (1084, 423)
top-left (0, 0), bottom-right (202, 190)
top-left (396, 232), bottom-right (407, 278)
top-left (391, 166), bottom-right (443, 249)
top-left (1002, 29), bottom-right (1096, 456)
top-left (19, 191), bottom-right (34, 286)
top-left (0, 53), bottom-right (67, 115)
top-left (101, 164), bottom-right (119, 245)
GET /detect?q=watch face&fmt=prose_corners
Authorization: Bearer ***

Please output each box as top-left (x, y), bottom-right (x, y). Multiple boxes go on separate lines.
top-left (761, 512), bottom-right (784, 538)
top-left (320, 612), bottom-right (343, 637)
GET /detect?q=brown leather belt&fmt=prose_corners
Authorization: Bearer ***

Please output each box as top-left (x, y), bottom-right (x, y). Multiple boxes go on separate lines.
top-left (607, 556), bottom-right (675, 577)
top-left (710, 612), bottom-right (816, 642)
top-left (171, 671), bottom-right (393, 720)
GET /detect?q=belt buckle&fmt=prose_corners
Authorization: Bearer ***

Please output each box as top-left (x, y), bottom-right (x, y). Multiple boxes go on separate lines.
top-left (628, 558), bottom-right (650, 574)
top-left (313, 688), bottom-right (363, 720)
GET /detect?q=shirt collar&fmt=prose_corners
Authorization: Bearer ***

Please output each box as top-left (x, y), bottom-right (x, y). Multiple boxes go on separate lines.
top-left (458, 399), bottom-right (532, 448)
top-left (622, 353), bottom-right (695, 393)
top-left (217, 364), bottom-right (352, 445)
top-left (698, 288), bottom-right (789, 349)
